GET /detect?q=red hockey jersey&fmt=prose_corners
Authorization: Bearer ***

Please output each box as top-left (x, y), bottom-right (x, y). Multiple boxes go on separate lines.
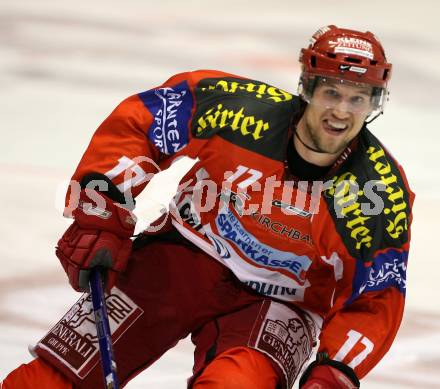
top-left (65, 69), bottom-right (414, 379)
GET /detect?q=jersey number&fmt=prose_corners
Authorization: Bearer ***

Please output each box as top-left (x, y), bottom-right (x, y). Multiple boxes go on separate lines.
top-left (226, 165), bottom-right (262, 189)
top-left (333, 330), bottom-right (374, 369)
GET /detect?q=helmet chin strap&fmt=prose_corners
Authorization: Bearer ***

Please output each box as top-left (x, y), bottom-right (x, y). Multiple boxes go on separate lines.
top-left (365, 111), bottom-right (382, 124)
top-left (293, 126), bottom-right (330, 154)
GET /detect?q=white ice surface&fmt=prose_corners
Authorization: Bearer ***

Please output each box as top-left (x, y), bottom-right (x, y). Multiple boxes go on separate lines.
top-left (1, 1), bottom-right (440, 387)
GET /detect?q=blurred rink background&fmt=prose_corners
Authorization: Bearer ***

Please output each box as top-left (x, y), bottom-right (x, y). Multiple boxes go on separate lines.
top-left (1, 0), bottom-right (440, 387)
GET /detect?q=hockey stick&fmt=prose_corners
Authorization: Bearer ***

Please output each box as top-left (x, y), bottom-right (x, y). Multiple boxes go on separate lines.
top-left (89, 156), bottom-right (198, 389)
top-left (90, 268), bottom-right (120, 389)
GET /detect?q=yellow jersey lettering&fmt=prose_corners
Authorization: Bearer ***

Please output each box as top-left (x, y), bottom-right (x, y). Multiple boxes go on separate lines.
top-left (387, 212), bottom-right (408, 239)
top-left (367, 145), bottom-right (408, 240)
top-left (240, 116), bottom-right (255, 135)
top-left (253, 120), bottom-right (270, 140)
top-left (267, 86), bottom-right (293, 103)
top-left (351, 227), bottom-right (373, 249)
top-left (196, 107), bottom-right (212, 133)
top-left (231, 108), bottom-right (245, 131)
top-left (197, 105), bottom-right (270, 140)
top-left (245, 82), bottom-right (257, 94)
top-left (219, 109), bottom-right (234, 128)
top-left (380, 174), bottom-right (398, 187)
top-left (327, 171), bottom-right (373, 250)
top-left (366, 146), bottom-right (385, 162)
top-left (202, 79), bottom-right (292, 103)
top-left (346, 214), bottom-right (370, 230)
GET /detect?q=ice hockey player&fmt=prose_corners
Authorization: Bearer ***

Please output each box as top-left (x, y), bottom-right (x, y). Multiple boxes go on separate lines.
top-left (2, 25), bottom-right (414, 389)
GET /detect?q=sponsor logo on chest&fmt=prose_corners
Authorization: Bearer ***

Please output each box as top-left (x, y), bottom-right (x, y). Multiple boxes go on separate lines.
top-left (215, 209), bottom-right (312, 284)
top-left (251, 211), bottom-right (311, 244)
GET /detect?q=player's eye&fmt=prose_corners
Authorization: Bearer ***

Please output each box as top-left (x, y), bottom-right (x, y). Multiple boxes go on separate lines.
top-left (324, 89), bottom-right (340, 99)
top-left (350, 95), bottom-right (366, 105)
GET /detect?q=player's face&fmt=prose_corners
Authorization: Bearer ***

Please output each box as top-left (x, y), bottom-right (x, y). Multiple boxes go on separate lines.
top-left (298, 80), bottom-right (373, 156)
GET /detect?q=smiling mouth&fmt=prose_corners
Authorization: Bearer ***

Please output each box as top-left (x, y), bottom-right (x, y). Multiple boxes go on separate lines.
top-left (322, 119), bottom-right (349, 135)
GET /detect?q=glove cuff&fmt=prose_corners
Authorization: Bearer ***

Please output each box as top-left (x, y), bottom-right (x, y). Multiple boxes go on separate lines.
top-left (80, 172), bottom-right (135, 209)
top-left (299, 352), bottom-right (360, 388)
top-left (73, 189), bottom-right (136, 237)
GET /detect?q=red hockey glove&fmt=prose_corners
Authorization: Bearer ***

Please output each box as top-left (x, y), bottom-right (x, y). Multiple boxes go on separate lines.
top-left (300, 365), bottom-right (358, 388)
top-left (299, 355), bottom-right (360, 389)
top-left (56, 189), bottom-right (136, 292)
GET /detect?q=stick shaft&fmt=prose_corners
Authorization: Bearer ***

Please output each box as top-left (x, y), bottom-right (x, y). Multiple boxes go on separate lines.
top-left (90, 269), bottom-right (120, 389)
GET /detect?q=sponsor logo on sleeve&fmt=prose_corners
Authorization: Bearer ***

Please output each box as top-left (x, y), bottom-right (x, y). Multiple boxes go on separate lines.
top-left (140, 81), bottom-right (193, 155)
top-left (215, 209), bottom-right (312, 284)
top-left (324, 142), bottom-right (410, 260)
top-left (366, 146), bottom-right (409, 240)
top-left (348, 249), bottom-right (407, 304)
top-left (325, 171), bottom-right (374, 252)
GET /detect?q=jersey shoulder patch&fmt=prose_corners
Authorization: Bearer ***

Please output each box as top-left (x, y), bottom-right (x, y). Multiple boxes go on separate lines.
top-left (191, 77), bottom-right (297, 161)
top-left (139, 80), bottom-right (193, 155)
top-left (324, 128), bottom-right (412, 261)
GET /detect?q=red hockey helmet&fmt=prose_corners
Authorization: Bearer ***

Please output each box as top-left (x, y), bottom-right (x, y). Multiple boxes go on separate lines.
top-left (298, 25), bottom-right (392, 115)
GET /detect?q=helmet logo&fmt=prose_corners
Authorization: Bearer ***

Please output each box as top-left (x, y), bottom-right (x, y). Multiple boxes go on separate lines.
top-left (329, 37), bottom-right (374, 60)
top-left (339, 64), bottom-right (367, 74)
top-left (310, 25), bottom-right (332, 45)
